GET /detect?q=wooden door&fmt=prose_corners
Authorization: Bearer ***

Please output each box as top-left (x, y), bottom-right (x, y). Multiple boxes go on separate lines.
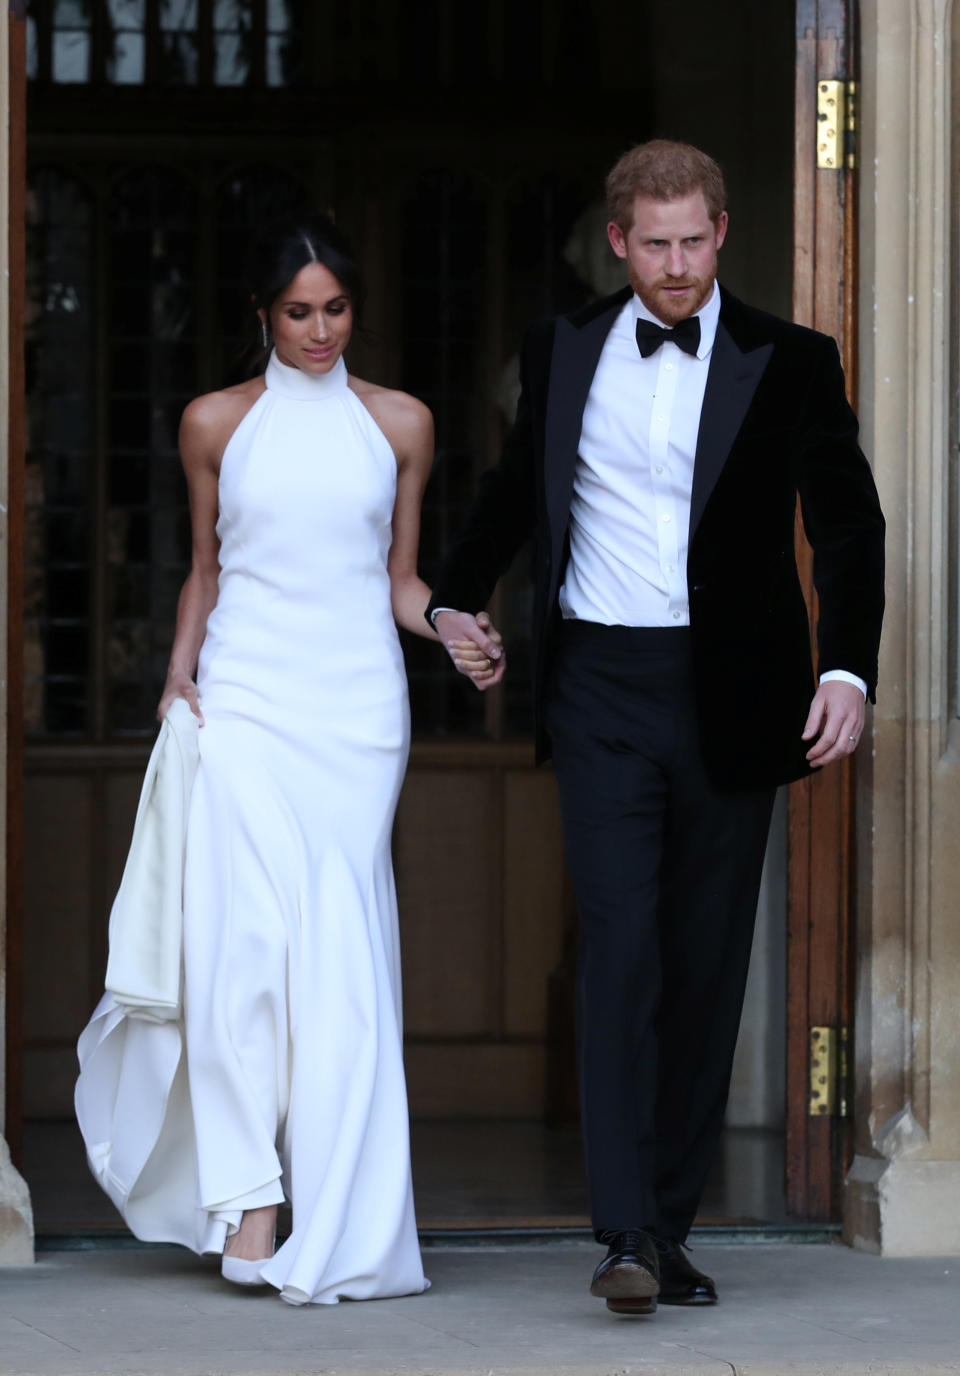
top-left (788, 0), bottom-right (859, 1219)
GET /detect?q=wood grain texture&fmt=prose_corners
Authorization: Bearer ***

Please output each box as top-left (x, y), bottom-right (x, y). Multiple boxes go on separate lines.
top-left (394, 768), bottom-right (501, 1038)
top-left (21, 744), bottom-right (567, 1120)
top-left (787, 0), bottom-right (857, 1221)
top-left (502, 769), bottom-right (565, 1039)
top-left (21, 776), bottom-right (95, 1048)
top-left (404, 1042), bottom-right (545, 1119)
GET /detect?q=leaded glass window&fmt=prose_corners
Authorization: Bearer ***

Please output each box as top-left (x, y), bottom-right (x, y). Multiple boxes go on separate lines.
top-left (217, 166), bottom-right (310, 375)
top-left (25, 169), bottom-right (95, 735)
top-left (51, 0), bottom-right (92, 82)
top-left (25, 0), bottom-right (645, 740)
top-left (106, 0), bottom-right (146, 84)
top-left (107, 169), bottom-right (197, 732)
top-left (28, 0), bottom-right (299, 87)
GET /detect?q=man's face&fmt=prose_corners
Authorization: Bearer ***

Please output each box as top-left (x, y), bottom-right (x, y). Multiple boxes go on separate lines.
top-left (608, 190), bottom-right (727, 326)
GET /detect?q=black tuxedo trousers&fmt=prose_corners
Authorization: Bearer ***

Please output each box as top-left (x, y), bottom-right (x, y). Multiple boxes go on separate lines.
top-left (547, 621), bottom-right (775, 1240)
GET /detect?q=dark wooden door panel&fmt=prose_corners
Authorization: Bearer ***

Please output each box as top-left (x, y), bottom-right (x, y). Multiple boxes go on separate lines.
top-left (789, 0), bottom-right (858, 1220)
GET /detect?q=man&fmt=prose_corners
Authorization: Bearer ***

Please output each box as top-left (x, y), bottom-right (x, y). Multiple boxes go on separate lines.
top-left (427, 140), bottom-right (884, 1315)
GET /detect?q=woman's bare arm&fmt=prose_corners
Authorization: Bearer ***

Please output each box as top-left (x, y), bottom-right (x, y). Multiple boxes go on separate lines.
top-left (375, 391), bottom-right (442, 639)
top-left (157, 385), bottom-right (260, 720)
top-left (357, 381), bottom-right (501, 682)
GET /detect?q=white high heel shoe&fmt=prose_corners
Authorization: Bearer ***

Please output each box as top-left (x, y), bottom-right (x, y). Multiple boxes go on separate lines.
top-left (221, 1252), bottom-right (271, 1287)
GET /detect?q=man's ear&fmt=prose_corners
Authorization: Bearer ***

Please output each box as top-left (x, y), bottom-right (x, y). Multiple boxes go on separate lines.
top-left (714, 210), bottom-right (729, 251)
top-left (607, 220), bottom-right (628, 260)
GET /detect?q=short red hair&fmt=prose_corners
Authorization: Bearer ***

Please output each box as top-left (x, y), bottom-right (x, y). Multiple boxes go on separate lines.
top-left (605, 140), bottom-right (727, 230)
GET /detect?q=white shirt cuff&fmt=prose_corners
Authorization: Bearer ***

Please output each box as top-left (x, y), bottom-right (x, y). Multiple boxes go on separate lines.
top-left (820, 669), bottom-right (867, 698)
top-left (429, 606), bottom-right (457, 627)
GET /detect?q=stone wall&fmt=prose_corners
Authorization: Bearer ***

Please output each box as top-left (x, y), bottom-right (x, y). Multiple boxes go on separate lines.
top-left (846, 0), bottom-right (960, 1256)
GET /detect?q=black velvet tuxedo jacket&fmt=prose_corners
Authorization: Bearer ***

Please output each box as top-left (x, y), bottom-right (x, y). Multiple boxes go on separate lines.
top-left (427, 285), bottom-right (885, 790)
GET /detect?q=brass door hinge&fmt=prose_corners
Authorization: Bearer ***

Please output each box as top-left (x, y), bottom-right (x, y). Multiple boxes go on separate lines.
top-left (816, 79), bottom-right (857, 171)
top-left (808, 1025), bottom-right (852, 1117)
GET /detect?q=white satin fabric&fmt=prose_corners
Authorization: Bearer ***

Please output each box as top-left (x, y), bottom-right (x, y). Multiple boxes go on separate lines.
top-left (77, 350), bottom-right (428, 1306)
top-left (104, 696), bottom-right (199, 1020)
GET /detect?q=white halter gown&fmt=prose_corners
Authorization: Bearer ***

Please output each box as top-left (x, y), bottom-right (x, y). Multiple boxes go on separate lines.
top-left (76, 350), bottom-right (428, 1306)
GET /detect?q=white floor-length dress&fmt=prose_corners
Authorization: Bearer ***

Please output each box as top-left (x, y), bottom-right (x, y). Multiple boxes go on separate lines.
top-left (76, 350), bottom-right (428, 1306)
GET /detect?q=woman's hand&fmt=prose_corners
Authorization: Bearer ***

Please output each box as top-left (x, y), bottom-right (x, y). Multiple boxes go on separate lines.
top-left (444, 612), bottom-right (506, 690)
top-left (157, 672), bottom-right (204, 725)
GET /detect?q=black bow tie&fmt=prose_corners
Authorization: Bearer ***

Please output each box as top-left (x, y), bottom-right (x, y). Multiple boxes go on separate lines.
top-left (635, 315), bottom-right (701, 358)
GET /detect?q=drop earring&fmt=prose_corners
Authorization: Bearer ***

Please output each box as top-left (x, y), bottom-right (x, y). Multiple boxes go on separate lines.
top-left (260, 319), bottom-right (270, 350)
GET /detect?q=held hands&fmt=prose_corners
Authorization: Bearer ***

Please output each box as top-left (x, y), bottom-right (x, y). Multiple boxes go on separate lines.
top-left (157, 671), bottom-right (204, 725)
top-left (802, 680), bottom-right (865, 768)
top-left (435, 610), bottom-right (506, 691)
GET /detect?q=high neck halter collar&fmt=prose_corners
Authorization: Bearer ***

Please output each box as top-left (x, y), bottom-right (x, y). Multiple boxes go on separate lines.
top-left (265, 349), bottom-right (348, 399)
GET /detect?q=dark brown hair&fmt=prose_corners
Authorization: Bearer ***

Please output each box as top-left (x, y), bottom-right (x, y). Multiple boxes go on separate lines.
top-left (247, 214), bottom-right (365, 322)
top-left (605, 140), bottom-right (727, 230)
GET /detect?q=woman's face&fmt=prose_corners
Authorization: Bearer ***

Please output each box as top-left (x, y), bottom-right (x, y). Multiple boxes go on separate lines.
top-left (261, 260), bottom-right (353, 375)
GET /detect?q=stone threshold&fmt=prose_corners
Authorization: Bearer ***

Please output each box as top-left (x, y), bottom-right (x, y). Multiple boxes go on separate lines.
top-left (35, 1220), bottom-right (842, 1252)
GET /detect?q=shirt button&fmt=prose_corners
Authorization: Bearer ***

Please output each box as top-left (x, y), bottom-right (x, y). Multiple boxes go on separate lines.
top-left (666, 564), bottom-right (675, 572)
top-left (661, 513), bottom-right (671, 523)
top-left (665, 363), bottom-right (674, 371)
top-left (673, 611), bottom-right (681, 620)
top-left (655, 465), bottom-right (664, 474)
top-left (657, 413), bottom-right (666, 422)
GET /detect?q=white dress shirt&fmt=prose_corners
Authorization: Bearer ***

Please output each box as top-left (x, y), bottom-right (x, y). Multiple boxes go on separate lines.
top-left (559, 285), bottom-right (719, 627)
top-left (557, 284), bottom-right (865, 697)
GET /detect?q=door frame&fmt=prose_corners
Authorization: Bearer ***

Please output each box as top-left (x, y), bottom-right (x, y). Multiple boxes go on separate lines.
top-left (3, 2), bottom-right (864, 1219)
top-left (4, 0), bottom-right (27, 1162)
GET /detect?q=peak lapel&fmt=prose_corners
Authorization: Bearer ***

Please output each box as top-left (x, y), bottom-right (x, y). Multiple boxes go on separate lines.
top-left (690, 320), bottom-right (772, 539)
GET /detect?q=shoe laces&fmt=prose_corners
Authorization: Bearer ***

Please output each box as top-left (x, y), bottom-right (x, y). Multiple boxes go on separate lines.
top-left (601, 1228), bottom-right (649, 1252)
top-left (652, 1235), bottom-right (690, 1258)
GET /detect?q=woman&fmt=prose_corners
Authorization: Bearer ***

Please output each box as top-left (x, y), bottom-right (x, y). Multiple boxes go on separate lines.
top-left (81, 217), bottom-right (494, 1304)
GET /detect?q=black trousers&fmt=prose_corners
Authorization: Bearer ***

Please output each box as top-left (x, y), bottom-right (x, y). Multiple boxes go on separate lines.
top-left (545, 622), bottom-right (776, 1242)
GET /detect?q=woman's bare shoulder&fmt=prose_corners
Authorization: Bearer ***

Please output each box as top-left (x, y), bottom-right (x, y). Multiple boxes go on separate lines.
top-left (181, 376), bottom-right (266, 435)
top-left (349, 377), bottom-right (433, 443)
top-left (179, 377), bottom-right (266, 469)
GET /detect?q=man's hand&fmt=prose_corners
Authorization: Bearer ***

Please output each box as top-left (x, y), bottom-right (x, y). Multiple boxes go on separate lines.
top-left (435, 610), bottom-right (506, 691)
top-left (802, 681), bottom-right (866, 768)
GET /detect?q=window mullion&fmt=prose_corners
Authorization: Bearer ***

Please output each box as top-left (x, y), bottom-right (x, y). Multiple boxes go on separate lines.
top-left (35, 0), bottom-right (54, 86)
top-left (197, 0), bottom-right (214, 86)
top-left (196, 169), bottom-right (218, 394)
top-left (92, 171), bottom-right (110, 744)
top-left (91, 0), bottom-right (107, 85)
top-left (144, 0), bottom-right (161, 86)
top-left (249, 0), bottom-right (267, 87)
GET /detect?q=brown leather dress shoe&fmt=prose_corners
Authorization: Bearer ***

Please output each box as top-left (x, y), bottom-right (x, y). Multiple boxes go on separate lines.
top-left (589, 1229), bottom-right (660, 1314)
top-left (655, 1237), bottom-right (718, 1305)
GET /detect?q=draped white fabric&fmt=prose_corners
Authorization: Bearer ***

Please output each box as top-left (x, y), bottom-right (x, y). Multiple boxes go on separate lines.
top-left (76, 351), bottom-right (428, 1305)
top-left (104, 696), bottom-right (199, 1020)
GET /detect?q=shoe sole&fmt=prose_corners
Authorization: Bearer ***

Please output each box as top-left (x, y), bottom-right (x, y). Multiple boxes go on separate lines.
top-left (606, 1295), bottom-right (658, 1315)
top-left (221, 1256), bottom-right (272, 1287)
top-left (590, 1261), bottom-right (660, 1310)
